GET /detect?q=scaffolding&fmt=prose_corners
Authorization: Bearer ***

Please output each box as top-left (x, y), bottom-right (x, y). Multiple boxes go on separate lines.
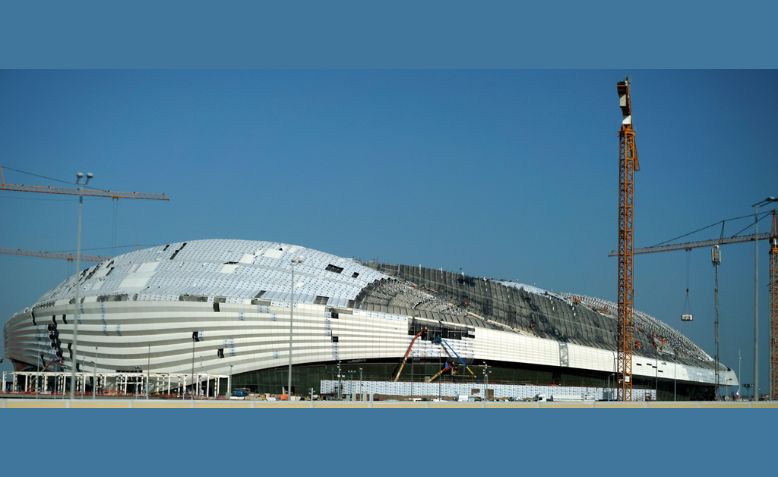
top-left (1, 370), bottom-right (228, 399)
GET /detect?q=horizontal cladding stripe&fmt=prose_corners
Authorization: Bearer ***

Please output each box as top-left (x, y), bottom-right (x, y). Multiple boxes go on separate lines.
top-left (7, 310), bottom-right (406, 328)
top-left (6, 321), bottom-right (406, 342)
top-left (9, 333), bottom-right (416, 353)
top-left (10, 344), bottom-right (406, 375)
top-left (8, 309), bottom-right (405, 326)
top-left (12, 339), bottom-right (403, 361)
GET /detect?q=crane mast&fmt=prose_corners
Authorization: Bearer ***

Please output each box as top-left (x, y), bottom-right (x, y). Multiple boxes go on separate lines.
top-left (770, 211), bottom-right (778, 400)
top-left (616, 78), bottom-right (640, 401)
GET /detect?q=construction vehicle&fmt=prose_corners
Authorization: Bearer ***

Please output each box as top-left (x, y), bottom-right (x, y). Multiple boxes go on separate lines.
top-left (392, 327), bottom-right (427, 382)
top-left (426, 362), bottom-right (454, 383)
top-left (435, 336), bottom-right (476, 377)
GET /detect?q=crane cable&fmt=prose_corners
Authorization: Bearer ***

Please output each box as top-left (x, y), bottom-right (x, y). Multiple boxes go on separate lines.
top-left (112, 198), bottom-right (119, 248)
top-left (683, 250), bottom-right (693, 317)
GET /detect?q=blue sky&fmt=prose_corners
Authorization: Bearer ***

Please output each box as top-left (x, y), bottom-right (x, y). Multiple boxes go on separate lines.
top-left (1, 70), bottom-right (776, 391)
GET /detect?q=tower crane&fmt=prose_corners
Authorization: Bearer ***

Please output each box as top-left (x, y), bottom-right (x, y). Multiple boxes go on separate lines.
top-left (1, 165), bottom-right (170, 200)
top-left (1, 165), bottom-right (169, 398)
top-left (770, 211), bottom-right (778, 400)
top-left (608, 209), bottom-right (778, 399)
top-left (616, 78), bottom-right (640, 401)
top-left (0, 247), bottom-right (111, 263)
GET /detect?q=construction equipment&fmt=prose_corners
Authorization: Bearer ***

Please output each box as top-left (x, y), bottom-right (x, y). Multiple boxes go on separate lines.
top-left (436, 337), bottom-right (476, 377)
top-left (770, 212), bottom-right (778, 400)
top-left (426, 362), bottom-right (454, 383)
top-left (682, 250), bottom-right (694, 322)
top-left (0, 165), bottom-right (170, 201)
top-left (0, 247), bottom-right (111, 263)
top-left (616, 78), bottom-right (640, 401)
top-left (608, 210), bottom-right (778, 399)
top-left (1, 165), bottom-right (170, 400)
top-left (392, 328), bottom-right (427, 382)
top-left (712, 245), bottom-right (721, 398)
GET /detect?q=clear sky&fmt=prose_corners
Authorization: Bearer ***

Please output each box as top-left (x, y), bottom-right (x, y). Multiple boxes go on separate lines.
top-left (1, 70), bottom-right (776, 392)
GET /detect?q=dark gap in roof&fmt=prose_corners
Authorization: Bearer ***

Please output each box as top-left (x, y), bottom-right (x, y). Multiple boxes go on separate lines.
top-left (325, 264), bottom-right (344, 274)
top-left (169, 242), bottom-right (187, 260)
top-left (179, 294), bottom-right (208, 302)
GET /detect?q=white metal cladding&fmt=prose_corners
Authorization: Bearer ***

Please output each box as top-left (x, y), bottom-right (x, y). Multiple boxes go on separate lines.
top-left (32, 239), bottom-right (387, 308)
top-left (4, 300), bottom-right (735, 387)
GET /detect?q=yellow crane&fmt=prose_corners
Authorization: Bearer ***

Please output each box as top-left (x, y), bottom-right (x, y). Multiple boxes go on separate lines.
top-left (616, 78), bottom-right (640, 401)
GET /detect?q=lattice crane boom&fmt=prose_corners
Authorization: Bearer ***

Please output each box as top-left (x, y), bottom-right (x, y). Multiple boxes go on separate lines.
top-left (770, 211), bottom-right (778, 400)
top-left (0, 247), bottom-right (111, 263)
top-left (616, 78), bottom-right (639, 401)
top-left (0, 165), bottom-right (169, 201)
top-left (607, 232), bottom-right (771, 256)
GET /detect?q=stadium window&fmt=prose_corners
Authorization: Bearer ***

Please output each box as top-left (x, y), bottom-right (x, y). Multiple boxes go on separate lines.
top-left (254, 290), bottom-right (267, 298)
top-left (217, 348), bottom-right (225, 359)
top-left (325, 264), bottom-right (344, 274)
top-left (314, 296), bottom-right (330, 305)
top-left (213, 302), bottom-right (220, 312)
top-left (352, 272), bottom-right (359, 278)
top-left (331, 336), bottom-right (339, 343)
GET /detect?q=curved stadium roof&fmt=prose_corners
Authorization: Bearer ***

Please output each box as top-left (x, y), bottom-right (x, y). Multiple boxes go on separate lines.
top-left (24, 239), bottom-right (717, 371)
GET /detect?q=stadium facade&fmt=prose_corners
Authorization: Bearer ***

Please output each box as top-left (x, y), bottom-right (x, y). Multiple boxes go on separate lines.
top-left (3, 239), bottom-right (737, 400)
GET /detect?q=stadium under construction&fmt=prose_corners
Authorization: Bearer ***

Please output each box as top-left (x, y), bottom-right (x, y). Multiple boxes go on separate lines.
top-left (3, 239), bottom-right (737, 401)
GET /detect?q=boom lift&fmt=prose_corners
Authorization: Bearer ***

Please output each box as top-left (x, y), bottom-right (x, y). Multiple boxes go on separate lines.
top-left (435, 336), bottom-right (476, 377)
top-left (392, 328), bottom-right (427, 382)
top-left (426, 362), bottom-right (454, 383)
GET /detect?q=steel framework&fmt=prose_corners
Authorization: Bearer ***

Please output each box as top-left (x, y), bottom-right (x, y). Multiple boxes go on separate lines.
top-left (0, 247), bottom-right (110, 263)
top-left (616, 78), bottom-right (640, 401)
top-left (770, 212), bottom-right (778, 400)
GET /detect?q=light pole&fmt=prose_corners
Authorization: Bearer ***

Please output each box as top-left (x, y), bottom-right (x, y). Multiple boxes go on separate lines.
top-left (337, 361), bottom-right (342, 400)
top-left (483, 362), bottom-right (491, 402)
top-left (146, 344), bottom-right (151, 399)
top-left (738, 347), bottom-right (742, 397)
top-left (36, 353), bottom-right (40, 399)
top-left (752, 196), bottom-right (777, 401)
top-left (228, 364), bottom-right (233, 398)
top-left (191, 331), bottom-right (200, 399)
top-left (70, 171), bottom-right (93, 400)
top-left (288, 256), bottom-right (303, 399)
